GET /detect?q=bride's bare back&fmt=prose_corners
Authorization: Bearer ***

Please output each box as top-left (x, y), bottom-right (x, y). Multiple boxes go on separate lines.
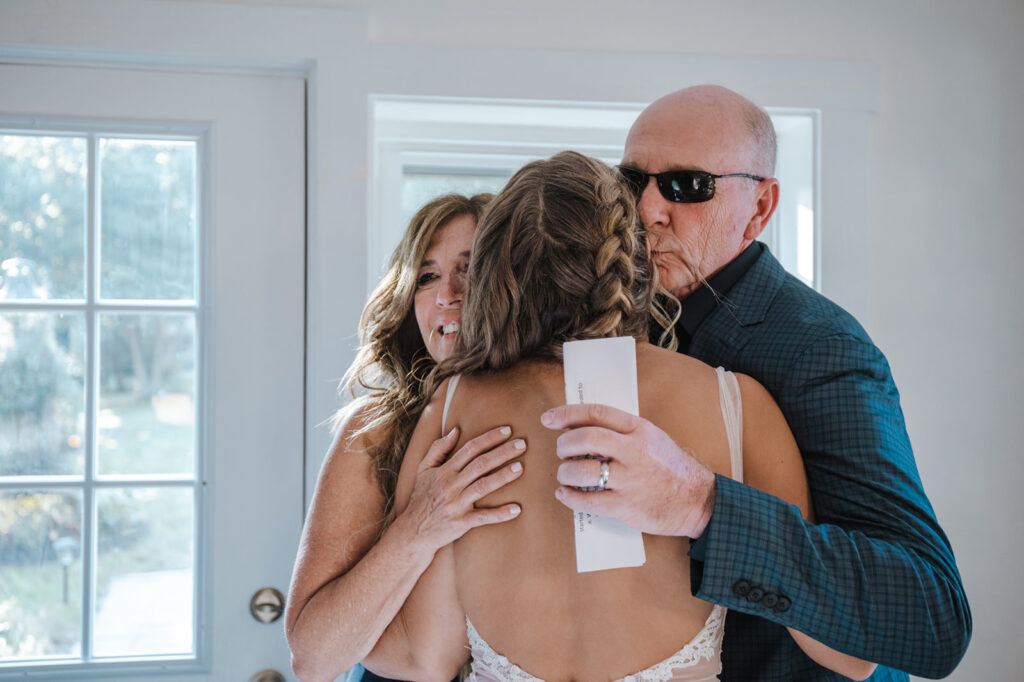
top-left (429, 343), bottom-right (776, 681)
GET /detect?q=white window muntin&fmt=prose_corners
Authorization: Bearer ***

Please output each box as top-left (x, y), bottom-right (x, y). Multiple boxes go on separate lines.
top-left (0, 119), bottom-right (209, 676)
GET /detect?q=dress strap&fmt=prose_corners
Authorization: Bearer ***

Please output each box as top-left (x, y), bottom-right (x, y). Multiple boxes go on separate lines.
top-left (441, 374), bottom-right (462, 435)
top-left (714, 367), bottom-right (743, 483)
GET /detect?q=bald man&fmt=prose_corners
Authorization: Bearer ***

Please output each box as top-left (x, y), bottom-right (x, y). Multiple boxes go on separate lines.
top-left (545, 86), bottom-right (971, 680)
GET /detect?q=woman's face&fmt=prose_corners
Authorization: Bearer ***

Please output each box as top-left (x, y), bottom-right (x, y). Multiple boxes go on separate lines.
top-left (413, 213), bottom-right (475, 361)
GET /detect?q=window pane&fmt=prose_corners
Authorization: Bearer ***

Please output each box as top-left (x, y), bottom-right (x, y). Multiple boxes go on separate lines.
top-left (400, 171), bottom-right (509, 229)
top-left (98, 313), bottom-right (195, 475)
top-left (0, 134), bottom-right (87, 300)
top-left (0, 312), bottom-right (86, 476)
top-left (767, 113), bottom-right (816, 287)
top-left (0, 490), bottom-right (83, 661)
top-left (94, 487), bottom-right (194, 657)
top-left (99, 139), bottom-right (196, 301)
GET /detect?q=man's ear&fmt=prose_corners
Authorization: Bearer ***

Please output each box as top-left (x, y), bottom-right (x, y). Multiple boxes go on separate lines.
top-left (743, 178), bottom-right (780, 241)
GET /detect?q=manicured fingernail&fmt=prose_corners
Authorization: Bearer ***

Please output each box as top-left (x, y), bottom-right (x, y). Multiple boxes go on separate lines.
top-left (555, 487), bottom-right (564, 499)
top-left (499, 426), bottom-right (512, 437)
top-left (509, 505), bottom-right (521, 516)
top-left (447, 427), bottom-right (458, 438)
top-left (540, 411), bottom-right (553, 426)
top-left (513, 439), bottom-right (526, 450)
top-left (510, 462), bottom-right (523, 473)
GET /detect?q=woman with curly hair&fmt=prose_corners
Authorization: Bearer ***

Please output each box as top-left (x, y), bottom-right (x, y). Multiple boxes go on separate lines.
top-left (286, 193), bottom-right (527, 682)
top-left (370, 152), bottom-right (876, 681)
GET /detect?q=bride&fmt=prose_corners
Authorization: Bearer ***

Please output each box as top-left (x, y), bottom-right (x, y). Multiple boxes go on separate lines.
top-left (362, 151), bottom-right (876, 682)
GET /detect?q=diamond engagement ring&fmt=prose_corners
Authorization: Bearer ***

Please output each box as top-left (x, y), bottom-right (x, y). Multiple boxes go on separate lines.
top-left (596, 461), bottom-right (610, 490)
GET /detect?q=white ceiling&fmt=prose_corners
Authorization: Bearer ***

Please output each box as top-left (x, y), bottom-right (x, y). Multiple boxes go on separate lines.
top-left (159, 0), bottom-right (370, 7)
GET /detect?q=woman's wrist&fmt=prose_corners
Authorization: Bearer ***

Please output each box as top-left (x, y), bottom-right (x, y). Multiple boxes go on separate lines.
top-left (386, 509), bottom-right (444, 567)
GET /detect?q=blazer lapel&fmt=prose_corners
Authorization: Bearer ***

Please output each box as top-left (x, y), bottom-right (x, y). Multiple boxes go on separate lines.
top-left (690, 248), bottom-right (788, 365)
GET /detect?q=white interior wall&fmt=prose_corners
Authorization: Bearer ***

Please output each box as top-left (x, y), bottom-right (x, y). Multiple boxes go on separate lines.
top-left (2, 1), bottom-right (1021, 679)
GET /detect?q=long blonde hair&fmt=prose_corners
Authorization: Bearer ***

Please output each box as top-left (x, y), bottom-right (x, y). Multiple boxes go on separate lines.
top-left (337, 193), bottom-right (492, 512)
top-left (436, 151), bottom-right (671, 381)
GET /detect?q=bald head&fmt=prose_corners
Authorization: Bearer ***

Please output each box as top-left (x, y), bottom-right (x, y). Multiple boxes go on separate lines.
top-left (629, 85), bottom-right (776, 177)
top-left (621, 85), bottom-right (781, 298)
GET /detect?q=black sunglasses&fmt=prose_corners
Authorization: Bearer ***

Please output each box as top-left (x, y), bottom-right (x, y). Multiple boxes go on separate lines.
top-left (617, 166), bottom-right (764, 204)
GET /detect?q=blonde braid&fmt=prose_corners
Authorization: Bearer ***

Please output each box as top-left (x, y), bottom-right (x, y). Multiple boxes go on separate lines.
top-left (578, 170), bottom-right (650, 342)
top-left (438, 151), bottom-right (653, 384)
top-left (586, 220), bottom-right (630, 333)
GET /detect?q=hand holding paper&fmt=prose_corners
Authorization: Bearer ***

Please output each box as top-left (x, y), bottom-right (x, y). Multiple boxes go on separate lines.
top-left (546, 339), bottom-right (717, 542)
top-left (560, 337), bottom-right (646, 573)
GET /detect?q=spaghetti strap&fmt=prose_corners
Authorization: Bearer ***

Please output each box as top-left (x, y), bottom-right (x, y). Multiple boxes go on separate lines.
top-left (441, 374), bottom-right (462, 435)
top-left (715, 367), bottom-right (743, 483)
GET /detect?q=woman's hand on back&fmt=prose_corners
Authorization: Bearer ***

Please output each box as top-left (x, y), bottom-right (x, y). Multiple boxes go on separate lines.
top-left (395, 425), bottom-right (527, 550)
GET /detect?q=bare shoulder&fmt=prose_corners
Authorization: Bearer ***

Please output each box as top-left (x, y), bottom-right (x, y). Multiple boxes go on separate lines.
top-left (732, 372), bottom-right (812, 518)
top-left (332, 396), bottom-right (372, 435)
top-left (636, 342), bottom-right (721, 418)
top-left (319, 397), bottom-right (379, 488)
top-left (732, 373), bottom-right (778, 417)
top-left (451, 361), bottom-right (564, 424)
top-left (733, 371), bottom-right (791, 443)
top-left (303, 397), bottom-right (390, 558)
top-left (636, 341), bottom-right (719, 384)
top-left (408, 376), bottom-right (452, 451)
top-left (391, 376), bottom-right (452, 511)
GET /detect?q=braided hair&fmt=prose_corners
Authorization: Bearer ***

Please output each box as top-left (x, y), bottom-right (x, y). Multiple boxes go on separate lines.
top-left (437, 151), bottom-right (659, 382)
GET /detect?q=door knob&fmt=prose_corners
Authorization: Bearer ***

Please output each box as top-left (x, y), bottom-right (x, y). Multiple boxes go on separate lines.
top-left (250, 670), bottom-right (286, 682)
top-left (249, 587), bottom-right (285, 624)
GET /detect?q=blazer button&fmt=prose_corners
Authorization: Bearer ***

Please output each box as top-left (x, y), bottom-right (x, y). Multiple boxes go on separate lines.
top-left (762, 592), bottom-right (778, 609)
top-left (747, 587), bottom-right (764, 603)
top-left (774, 595), bottom-right (791, 613)
top-left (732, 580), bottom-right (752, 598)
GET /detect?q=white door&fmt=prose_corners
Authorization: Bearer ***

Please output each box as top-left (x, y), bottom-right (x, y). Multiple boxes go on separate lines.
top-left (0, 64), bottom-right (304, 680)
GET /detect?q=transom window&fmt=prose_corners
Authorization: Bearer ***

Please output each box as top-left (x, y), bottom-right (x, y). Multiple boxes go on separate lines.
top-left (371, 96), bottom-right (818, 289)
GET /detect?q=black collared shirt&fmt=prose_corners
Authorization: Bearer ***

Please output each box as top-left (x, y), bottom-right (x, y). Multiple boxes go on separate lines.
top-left (668, 242), bottom-right (764, 568)
top-left (652, 241), bottom-right (764, 354)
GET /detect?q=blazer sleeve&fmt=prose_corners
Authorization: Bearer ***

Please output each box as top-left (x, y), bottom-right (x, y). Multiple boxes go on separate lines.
top-left (689, 331), bottom-right (971, 678)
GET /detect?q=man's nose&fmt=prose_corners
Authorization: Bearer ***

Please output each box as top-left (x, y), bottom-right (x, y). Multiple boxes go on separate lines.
top-left (636, 177), bottom-right (669, 228)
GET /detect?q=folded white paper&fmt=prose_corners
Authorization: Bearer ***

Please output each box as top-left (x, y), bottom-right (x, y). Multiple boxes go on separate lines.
top-left (562, 336), bottom-right (646, 573)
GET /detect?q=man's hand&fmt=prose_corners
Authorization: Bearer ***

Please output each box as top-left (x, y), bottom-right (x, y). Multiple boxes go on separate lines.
top-left (542, 403), bottom-right (716, 538)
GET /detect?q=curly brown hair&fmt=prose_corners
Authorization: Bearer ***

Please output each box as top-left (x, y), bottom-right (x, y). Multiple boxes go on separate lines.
top-left (336, 193), bottom-right (492, 513)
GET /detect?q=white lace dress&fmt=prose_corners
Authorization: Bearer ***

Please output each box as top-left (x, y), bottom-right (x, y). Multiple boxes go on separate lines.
top-left (442, 368), bottom-right (744, 682)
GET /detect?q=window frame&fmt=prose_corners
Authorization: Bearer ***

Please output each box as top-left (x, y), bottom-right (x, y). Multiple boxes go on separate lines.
top-left (370, 95), bottom-right (822, 292)
top-left (0, 119), bottom-right (211, 678)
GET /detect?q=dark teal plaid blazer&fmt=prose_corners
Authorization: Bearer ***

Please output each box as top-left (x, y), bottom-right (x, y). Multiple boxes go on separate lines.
top-left (687, 246), bottom-right (971, 680)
